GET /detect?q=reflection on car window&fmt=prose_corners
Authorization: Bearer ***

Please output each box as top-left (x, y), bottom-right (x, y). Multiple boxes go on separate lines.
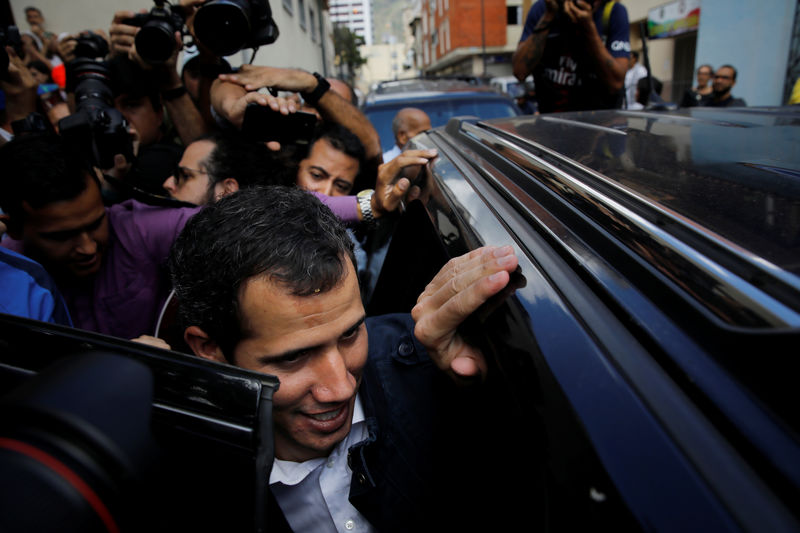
top-left (366, 99), bottom-right (519, 153)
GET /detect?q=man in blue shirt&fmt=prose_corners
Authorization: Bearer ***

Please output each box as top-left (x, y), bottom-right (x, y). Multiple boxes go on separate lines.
top-left (0, 246), bottom-right (72, 326)
top-left (512, 0), bottom-right (631, 113)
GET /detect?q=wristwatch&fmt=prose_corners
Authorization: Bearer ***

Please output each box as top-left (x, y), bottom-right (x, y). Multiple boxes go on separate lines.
top-left (301, 72), bottom-right (331, 106)
top-left (357, 189), bottom-right (375, 226)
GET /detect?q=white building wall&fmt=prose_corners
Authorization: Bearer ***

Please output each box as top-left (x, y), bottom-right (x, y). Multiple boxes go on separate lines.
top-left (9, 0), bottom-right (333, 74)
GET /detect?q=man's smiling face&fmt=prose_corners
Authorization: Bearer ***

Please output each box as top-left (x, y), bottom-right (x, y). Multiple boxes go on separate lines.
top-left (231, 258), bottom-right (367, 462)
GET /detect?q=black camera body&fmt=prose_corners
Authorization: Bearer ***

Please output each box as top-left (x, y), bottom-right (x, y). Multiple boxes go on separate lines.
top-left (72, 31), bottom-right (109, 60)
top-left (58, 40), bottom-right (133, 170)
top-left (193, 0), bottom-right (279, 57)
top-left (124, 3), bottom-right (186, 65)
top-left (1, 25), bottom-right (23, 80)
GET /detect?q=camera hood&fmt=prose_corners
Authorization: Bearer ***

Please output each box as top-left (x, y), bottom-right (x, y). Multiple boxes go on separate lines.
top-left (193, 0), bottom-right (279, 57)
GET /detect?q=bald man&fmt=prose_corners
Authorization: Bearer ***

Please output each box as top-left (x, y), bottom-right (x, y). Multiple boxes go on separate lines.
top-left (383, 107), bottom-right (432, 161)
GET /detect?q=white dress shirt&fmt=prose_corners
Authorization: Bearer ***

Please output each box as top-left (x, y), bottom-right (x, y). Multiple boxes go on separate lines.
top-left (624, 63), bottom-right (648, 109)
top-left (270, 396), bottom-right (376, 533)
top-left (382, 144), bottom-right (402, 163)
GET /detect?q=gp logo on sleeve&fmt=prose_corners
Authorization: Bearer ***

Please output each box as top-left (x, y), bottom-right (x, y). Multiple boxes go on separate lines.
top-left (610, 40), bottom-right (631, 53)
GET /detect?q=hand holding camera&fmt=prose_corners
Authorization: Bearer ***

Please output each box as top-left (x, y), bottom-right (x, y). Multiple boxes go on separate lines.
top-left (58, 34), bottom-right (133, 170)
top-left (562, 0), bottom-right (595, 30)
top-left (0, 42), bottom-right (37, 123)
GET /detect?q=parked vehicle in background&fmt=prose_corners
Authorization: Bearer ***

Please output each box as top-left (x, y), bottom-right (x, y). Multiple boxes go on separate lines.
top-left (490, 74), bottom-right (534, 98)
top-left (362, 78), bottom-right (521, 153)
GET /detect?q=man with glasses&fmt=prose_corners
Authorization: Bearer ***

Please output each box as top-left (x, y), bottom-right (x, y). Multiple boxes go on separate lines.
top-left (161, 131), bottom-right (291, 206)
top-left (701, 65), bottom-right (747, 108)
top-left (162, 130), bottom-right (434, 227)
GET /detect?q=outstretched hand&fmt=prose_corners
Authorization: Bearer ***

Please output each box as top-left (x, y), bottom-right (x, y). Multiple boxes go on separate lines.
top-left (412, 246), bottom-right (518, 383)
top-left (1, 46), bottom-right (38, 122)
top-left (373, 148), bottom-right (437, 217)
top-left (218, 65), bottom-right (318, 94)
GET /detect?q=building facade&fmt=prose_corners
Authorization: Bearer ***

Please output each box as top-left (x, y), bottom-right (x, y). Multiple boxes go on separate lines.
top-left (330, 0), bottom-right (374, 46)
top-left (407, 0), bottom-right (797, 106)
top-left (415, 0), bottom-right (524, 77)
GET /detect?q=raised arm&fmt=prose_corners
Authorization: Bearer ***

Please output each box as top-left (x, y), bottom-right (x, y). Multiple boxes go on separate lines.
top-left (512, 0), bottom-right (558, 81)
top-left (563, 0), bottom-right (628, 92)
top-left (218, 66), bottom-right (382, 164)
top-left (109, 10), bottom-right (208, 144)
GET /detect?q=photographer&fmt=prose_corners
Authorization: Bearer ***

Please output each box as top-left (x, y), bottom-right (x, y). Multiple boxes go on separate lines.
top-left (512, 0), bottom-right (631, 113)
top-left (1, 46), bottom-right (38, 144)
top-left (108, 7), bottom-right (208, 147)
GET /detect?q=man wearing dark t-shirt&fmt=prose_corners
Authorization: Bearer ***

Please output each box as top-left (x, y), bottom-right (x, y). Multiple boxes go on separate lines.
top-left (701, 65), bottom-right (747, 108)
top-left (512, 0), bottom-right (631, 113)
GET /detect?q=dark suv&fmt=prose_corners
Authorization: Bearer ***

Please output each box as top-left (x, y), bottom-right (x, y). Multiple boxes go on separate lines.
top-left (362, 78), bottom-right (521, 153)
top-left (3, 105), bottom-right (799, 532)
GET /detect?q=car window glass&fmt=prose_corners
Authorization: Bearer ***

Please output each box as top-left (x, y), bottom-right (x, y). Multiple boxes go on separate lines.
top-left (366, 98), bottom-right (519, 153)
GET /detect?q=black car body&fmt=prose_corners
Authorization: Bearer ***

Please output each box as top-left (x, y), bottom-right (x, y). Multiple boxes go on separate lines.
top-left (367, 106), bottom-right (800, 531)
top-left (0, 314), bottom-right (278, 532)
top-left (362, 78), bottom-right (521, 154)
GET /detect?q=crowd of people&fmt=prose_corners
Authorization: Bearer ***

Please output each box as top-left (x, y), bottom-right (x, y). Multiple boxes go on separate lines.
top-left (0, 3), bottom-right (510, 531)
top-left (0, 1), bottom-right (764, 530)
top-left (511, 0), bottom-right (749, 112)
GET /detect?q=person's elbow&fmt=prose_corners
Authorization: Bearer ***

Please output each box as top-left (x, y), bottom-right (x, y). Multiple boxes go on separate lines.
top-left (607, 76), bottom-right (625, 93)
top-left (606, 58), bottom-right (628, 92)
top-left (511, 53), bottom-right (528, 82)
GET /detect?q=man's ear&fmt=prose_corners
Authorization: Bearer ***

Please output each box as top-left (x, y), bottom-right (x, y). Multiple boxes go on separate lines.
top-left (397, 130), bottom-right (409, 148)
top-left (1, 213), bottom-right (22, 240)
top-left (220, 178), bottom-right (239, 196)
top-left (184, 326), bottom-right (228, 364)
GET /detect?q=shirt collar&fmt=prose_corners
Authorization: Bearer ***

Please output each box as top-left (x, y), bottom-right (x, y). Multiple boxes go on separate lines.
top-left (269, 394), bottom-right (365, 486)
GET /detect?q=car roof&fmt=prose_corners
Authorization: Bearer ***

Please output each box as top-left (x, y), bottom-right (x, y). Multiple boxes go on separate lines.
top-left (364, 77), bottom-right (508, 106)
top-left (477, 106), bottom-right (800, 279)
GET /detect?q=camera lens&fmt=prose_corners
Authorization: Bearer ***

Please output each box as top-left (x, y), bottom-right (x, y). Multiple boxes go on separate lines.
top-left (136, 22), bottom-right (176, 64)
top-left (72, 33), bottom-right (109, 60)
top-left (194, 0), bottom-right (252, 56)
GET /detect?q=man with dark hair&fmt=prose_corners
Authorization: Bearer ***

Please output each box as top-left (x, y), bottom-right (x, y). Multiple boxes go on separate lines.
top-left (630, 75), bottom-right (663, 110)
top-left (162, 131), bottom-right (293, 206)
top-left (0, 134), bottom-right (200, 339)
top-left (24, 6), bottom-right (58, 61)
top-left (168, 186), bottom-right (518, 531)
top-left (512, 0), bottom-right (631, 113)
top-left (106, 55), bottom-right (184, 197)
top-left (297, 122), bottom-right (366, 197)
top-left (701, 64), bottom-right (747, 107)
top-left (160, 129), bottom-right (434, 261)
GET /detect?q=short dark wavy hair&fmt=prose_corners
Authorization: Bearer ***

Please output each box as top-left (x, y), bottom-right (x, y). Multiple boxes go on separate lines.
top-left (203, 131), bottom-right (296, 191)
top-left (168, 186), bottom-right (356, 360)
top-left (0, 134), bottom-right (95, 223)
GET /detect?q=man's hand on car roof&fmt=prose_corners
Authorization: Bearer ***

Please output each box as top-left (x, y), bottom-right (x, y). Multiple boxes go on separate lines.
top-left (412, 246), bottom-right (519, 384)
